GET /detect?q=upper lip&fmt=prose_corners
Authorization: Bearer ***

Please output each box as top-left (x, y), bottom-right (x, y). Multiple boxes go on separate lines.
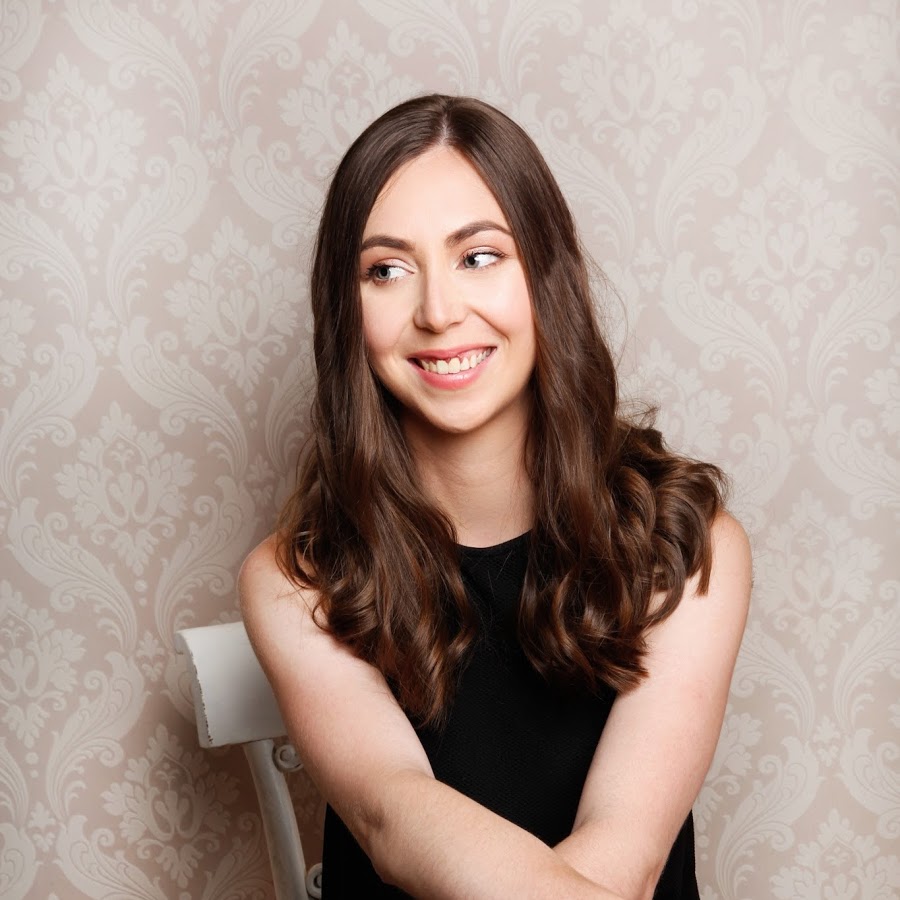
top-left (409, 345), bottom-right (495, 361)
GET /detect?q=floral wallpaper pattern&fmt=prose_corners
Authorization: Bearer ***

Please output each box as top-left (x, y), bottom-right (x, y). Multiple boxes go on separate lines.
top-left (0, 1), bottom-right (897, 898)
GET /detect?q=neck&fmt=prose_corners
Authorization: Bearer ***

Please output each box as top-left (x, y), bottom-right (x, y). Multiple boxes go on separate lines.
top-left (403, 418), bottom-right (534, 549)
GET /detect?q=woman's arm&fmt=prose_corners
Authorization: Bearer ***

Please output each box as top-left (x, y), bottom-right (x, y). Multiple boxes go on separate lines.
top-left (239, 536), bottom-right (623, 900)
top-left (554, 512), bottom-right (752, 899)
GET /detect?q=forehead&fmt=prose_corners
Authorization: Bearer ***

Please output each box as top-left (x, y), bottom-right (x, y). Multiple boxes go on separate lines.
top-left (363, 147), bottom-right (508, 238)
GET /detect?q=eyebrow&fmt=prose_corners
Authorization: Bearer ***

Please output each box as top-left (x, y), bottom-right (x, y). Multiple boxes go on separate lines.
top-left (359, 219), bottom-right (512, 253)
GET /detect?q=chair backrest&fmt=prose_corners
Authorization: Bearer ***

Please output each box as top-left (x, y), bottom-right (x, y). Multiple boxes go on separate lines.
top-left (176, 621), bottom-right (321, 900)
top-left (175, 620), bottom-right (285, 747)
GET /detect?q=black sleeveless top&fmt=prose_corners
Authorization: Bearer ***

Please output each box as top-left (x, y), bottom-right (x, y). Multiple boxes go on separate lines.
top-left (322, 533), bottom-right (699, 898)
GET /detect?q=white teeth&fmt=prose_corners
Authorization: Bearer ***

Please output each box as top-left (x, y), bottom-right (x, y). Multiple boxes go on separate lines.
top-left (419, 349), bottom-right (490, 374)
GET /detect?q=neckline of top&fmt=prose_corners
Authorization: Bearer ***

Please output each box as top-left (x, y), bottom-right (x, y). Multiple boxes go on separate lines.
top-left (456, 531), bottom-right (530, 557)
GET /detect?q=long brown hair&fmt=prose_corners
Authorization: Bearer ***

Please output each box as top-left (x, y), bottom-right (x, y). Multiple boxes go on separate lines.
top-left (278, 94), bottom-right (725, 726)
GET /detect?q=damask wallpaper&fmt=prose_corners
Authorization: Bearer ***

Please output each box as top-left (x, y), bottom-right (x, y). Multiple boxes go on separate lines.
top-left (0, 1), bottom-right (897, 898)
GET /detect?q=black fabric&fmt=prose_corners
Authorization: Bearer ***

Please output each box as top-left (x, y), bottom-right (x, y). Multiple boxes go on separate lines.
top-left (322, 533), bottom-right (699, 898)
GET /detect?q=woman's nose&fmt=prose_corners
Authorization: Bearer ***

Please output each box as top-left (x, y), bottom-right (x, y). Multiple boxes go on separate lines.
top-left (413, 267), bottom-right (465, 332)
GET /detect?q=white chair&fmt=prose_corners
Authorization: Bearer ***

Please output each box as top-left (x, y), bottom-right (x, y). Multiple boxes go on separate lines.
top-left (175, 621), bottom-right (323, 900)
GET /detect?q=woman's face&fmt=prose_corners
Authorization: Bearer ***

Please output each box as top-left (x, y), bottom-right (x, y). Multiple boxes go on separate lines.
top-left (359, 146), bottom-right (536, 445)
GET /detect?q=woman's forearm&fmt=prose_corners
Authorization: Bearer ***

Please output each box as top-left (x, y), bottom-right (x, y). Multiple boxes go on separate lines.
top-left (361, 769), bottom-right (624, 900)
top-left (554, 827), bottom-right (659, 900)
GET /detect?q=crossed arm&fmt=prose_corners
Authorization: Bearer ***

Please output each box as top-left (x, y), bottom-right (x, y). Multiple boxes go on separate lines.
top-left (239, 513), bottom-right (751, 900)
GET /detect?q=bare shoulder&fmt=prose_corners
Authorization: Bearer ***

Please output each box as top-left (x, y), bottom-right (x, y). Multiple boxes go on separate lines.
top-left (239, 532), bottom-right (315, 604)
top-left (239, 534), bottom-right (291, 603)
top-left (238, 534), bottom-right (320, 659)
top-left (710, 510), bottom-right (751, 563)
top-left (670, 510), bottom-right (751, 639)
top-left (708, 510), bottom-right (752, 602)
top-left (648, 511), bottom-right (751, 644)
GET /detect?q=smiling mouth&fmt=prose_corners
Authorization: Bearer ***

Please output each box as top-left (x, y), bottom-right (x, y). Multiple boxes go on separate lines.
top-left (413, 348), bottom-right (494, 374)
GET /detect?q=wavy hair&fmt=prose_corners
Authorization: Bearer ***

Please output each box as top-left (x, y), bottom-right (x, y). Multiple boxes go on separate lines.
top-left (278, 94), bottom-right (725, 726)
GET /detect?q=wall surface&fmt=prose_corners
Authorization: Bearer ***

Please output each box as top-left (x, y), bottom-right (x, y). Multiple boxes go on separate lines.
top-left (1, 1), bottom-right (897, 898)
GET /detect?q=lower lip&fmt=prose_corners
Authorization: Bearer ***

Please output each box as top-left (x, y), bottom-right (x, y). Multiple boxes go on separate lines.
top-left (410, 352), bottom-right (494, 389)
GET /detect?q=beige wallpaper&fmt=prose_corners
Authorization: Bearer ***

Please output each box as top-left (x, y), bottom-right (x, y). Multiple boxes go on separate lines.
top-left (1, 1), bottom-right (897, 897)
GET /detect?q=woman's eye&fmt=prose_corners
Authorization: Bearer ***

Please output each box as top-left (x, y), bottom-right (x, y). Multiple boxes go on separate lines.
top-left (366, 263), bottom-right (405, 284)
top-left (462, 250), bottom-right (501, 270)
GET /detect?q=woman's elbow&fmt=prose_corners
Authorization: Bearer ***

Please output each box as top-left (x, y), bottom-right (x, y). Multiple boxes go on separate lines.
top-left (338, 775), bottom-right (418, 887)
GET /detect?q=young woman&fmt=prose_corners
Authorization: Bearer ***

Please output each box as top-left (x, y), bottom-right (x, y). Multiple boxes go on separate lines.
top-left (240, 94), bottom-right (751, 899)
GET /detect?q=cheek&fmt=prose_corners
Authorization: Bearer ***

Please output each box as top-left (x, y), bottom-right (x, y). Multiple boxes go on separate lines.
top-left (361, 301), bottom-right (385, 349)
top-left (510, 299), bottom-right (534, 334)
top-left (497, 274), bottom-right (535, 335)
top-left (361, 302), bottom-right (400, 364)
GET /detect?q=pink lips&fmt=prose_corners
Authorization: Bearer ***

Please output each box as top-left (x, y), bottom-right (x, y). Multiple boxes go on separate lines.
top-left (410, 346), bottom-right (495, 388)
